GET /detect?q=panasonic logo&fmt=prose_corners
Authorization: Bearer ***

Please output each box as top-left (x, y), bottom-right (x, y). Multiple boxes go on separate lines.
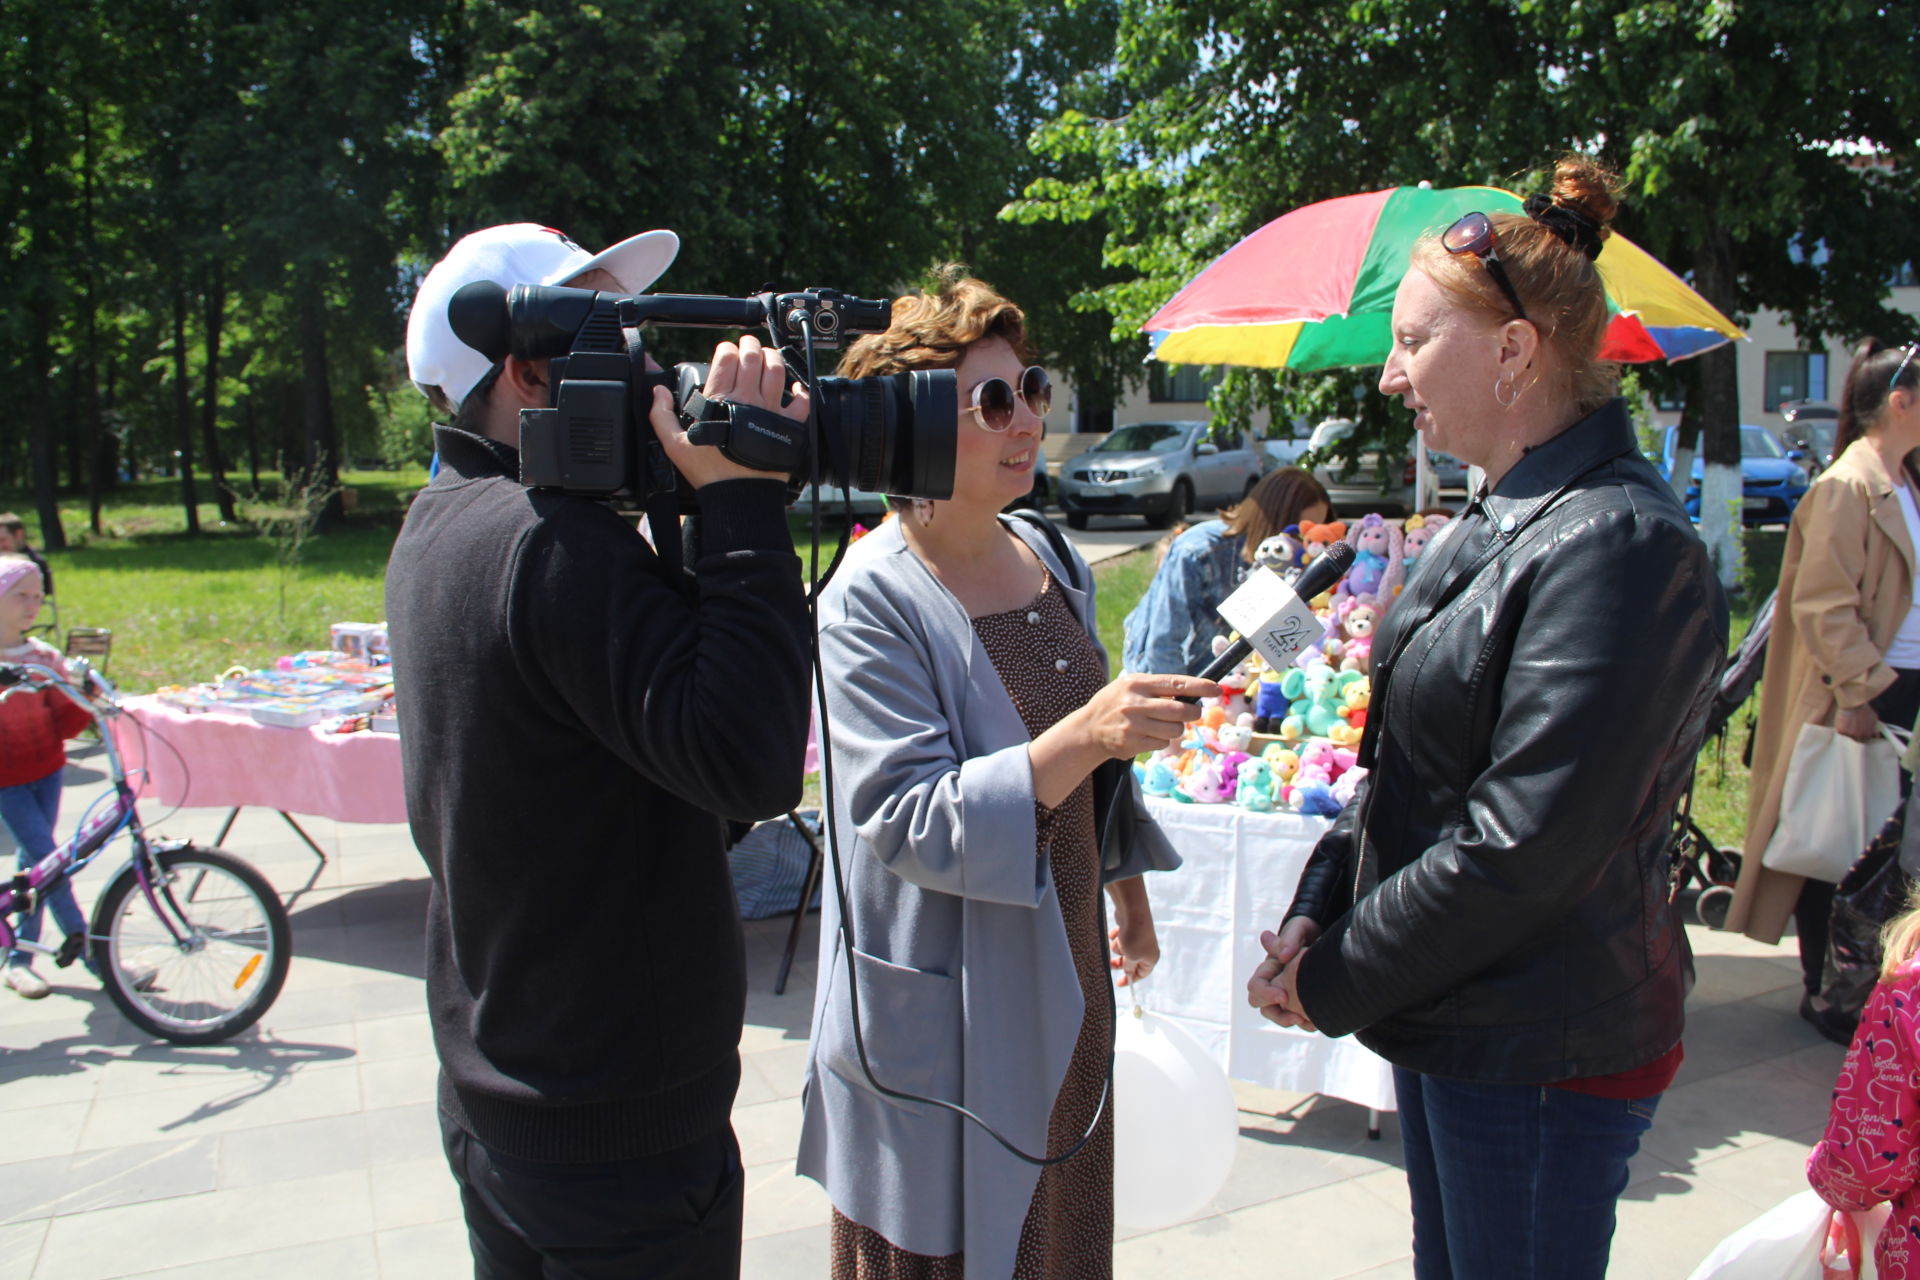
top-left (743, 421), bottom-right (788, 443)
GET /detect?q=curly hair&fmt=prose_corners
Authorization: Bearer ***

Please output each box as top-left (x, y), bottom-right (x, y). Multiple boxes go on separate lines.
top-left (838, 264), bottom-right (1034, 378)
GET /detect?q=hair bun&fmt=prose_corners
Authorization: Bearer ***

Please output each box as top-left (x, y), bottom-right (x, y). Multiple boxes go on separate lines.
top-left (1550, 156), bottom-right (1620, 233)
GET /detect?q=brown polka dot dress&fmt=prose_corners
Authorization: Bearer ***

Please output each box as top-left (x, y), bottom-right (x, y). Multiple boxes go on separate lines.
top-left (828, 570), bottom-right (1115, 1280)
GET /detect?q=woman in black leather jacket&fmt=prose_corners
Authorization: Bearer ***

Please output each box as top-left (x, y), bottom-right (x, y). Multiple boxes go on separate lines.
top-left (1246, 159), bottom-right (1728, 1279)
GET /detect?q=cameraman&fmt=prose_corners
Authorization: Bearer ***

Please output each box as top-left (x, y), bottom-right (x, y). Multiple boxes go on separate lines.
top-left (386, 224), bottom-right (813, 1279)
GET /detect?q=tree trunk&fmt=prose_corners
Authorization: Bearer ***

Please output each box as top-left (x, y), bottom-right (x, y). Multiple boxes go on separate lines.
top-left (245, 394), bottom-right (262, 496)
top-left (22, 33), bottom-right (66, 552)
top-left (296, 267), bottom-right (345, 530)
top-left (1692, 232), bottom-right (1743, 592)
top-left (201, 265), bottom-right (237, 523)
top-left (173, 287), bottom-right (201, 534)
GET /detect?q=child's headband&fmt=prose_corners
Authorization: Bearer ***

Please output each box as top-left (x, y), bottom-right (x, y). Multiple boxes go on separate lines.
top-left (0, 557), bottom-right (43, 597)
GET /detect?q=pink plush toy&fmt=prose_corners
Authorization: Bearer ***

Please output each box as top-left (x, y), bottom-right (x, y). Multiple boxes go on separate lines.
top-left (1339, 512), bottom-right (1404, 605)
top-left (1176, 756), bottom-right (1236, 804)
top-left (1336, 598), bottom-right (1382, 673)
top-left (1402, 512), bottom-right (1451, 581)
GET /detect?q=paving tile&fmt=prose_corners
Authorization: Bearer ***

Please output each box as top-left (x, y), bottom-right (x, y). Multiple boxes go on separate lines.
top-left (734, 1097), bottom-right (806, 1170)
top-left (218, 1112), bottom-right (371, 1188)
top-left (87, 1025), bottom-right (359, 1099)
top-left (375, 1219), bottom-right (470, 1280)
top-left (0, 1136), bottom-right (217, 1225)
top-left (741, 1166), bottom-right (831, 1240)
top-left (348, 976), bottom-right (427, 1022)
top-left (741, 1223), bottom-right (830, 1278)
top-left (734, 1055), bottom-right (779, 1109)
top-left (1689, 1130), bottom-right (1822, 1211)
top-left (746, 1043), bottom-right (811, 1101)
top-left (1639, 1060), bottom-right (1828, 1169)
top-left (35, 1168), bottom-right (374, 1280)
top-left (1116, 1177), bottom-right (1411, 1278)
top-left (369, 1157), bottom-right (462, 1231)
top-left (364, 1102), bottom-right (445, 1166)
top-left (118, 1234), bottom-right (380, 1280)
top-left (5, 1103), bottom-right (91, 1163)
top-left (0, 1219), bottom-right (47, 1277)
top-left (77, 1056), bottom-right (364, 1150)
top-left (1614, 1167), bottom-right (1777, 1279)
top-left (1687, 951), bottom-right (1806, 1007)
top-left (1670, 999), bottom-right (1820, 1084)
top-left (360, 1052), bottom-right (438, 1110)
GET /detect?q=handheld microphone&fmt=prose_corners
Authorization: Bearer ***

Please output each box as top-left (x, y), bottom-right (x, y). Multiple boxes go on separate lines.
top-left (1184, 541), bottom-right (1357, 696)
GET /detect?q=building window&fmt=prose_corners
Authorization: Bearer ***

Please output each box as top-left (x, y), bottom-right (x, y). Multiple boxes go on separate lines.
top-left (1150, 364), bottom-right (1220, 403)
top-left (1763, 351), bottom-right (1828, 412)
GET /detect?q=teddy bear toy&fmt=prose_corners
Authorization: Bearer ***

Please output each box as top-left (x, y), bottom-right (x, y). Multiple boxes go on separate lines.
top-left (1336, 598), bottom-right (1381, 673)
top-left (1234, 757), bottom-right (1277, 811)
top-left (1402, 511), bottom-right (1451, 580)
top-left (1208, 636), bottom-right (1259, 721)
top-left (1327, 676), bottom-right (1371, 745)
top-left (1261, 742), bottom-right (1300, 784)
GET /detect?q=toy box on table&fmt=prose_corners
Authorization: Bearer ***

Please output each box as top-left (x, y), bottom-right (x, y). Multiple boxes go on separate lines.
top-left (154, 624), bottom-right (395, 731)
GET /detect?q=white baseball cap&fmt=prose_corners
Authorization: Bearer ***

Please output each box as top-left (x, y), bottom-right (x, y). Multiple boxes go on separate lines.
top-left (407, 222), bottom-right (679, 409)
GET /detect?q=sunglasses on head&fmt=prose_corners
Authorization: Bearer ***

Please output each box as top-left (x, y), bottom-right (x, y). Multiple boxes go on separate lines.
top-left (1441, 211), bottom-right (1530, 324)
top-left (968, 365), bottom-right (1051, 432)
top-left (1891, 342), bottom-right (1919, 394)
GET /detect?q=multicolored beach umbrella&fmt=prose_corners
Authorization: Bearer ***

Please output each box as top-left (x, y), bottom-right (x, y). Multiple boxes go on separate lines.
top-left (1144, 184), bottom-right (1744, 370)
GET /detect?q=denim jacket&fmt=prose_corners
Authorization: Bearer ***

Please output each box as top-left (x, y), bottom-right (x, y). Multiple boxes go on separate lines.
top-left (1120, 519), bottom-right (1250, 676)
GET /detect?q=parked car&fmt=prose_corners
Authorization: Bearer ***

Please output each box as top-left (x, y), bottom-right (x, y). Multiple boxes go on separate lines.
top-left (1259, 417), bottom-right (1318, 470)
top-left (1780, 400), bottom-right (1840, 474)
top-left (1056, 420), bottom-right (1264, 530)
top-left (1659, 423), bottom-right (1810, 525)
top-left (1307, 418), bottom-right (1468, 515)
top-left (794, 452), bottom-right (1052, 520)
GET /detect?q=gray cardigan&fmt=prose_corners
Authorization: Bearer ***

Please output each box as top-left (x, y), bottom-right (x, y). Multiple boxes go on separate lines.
top-left (796, 515), bottom-right (1179, 1279)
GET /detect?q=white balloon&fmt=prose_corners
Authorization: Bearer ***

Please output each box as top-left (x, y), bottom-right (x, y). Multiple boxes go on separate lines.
top-left (1112, 1003), bottom-right (1240, 1230)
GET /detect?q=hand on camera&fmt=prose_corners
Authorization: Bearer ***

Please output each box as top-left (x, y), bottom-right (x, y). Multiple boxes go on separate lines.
top-left (1248, 918), bottom-right (1320, 1031)
top-left (650, 334), bottom-right (812, 488)
top-left (1078, 673), bottom-right (1219, 760)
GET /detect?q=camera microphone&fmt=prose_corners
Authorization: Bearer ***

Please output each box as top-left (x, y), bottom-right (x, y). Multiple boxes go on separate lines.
top-left (1184, 542), bottom-right (1357, 697)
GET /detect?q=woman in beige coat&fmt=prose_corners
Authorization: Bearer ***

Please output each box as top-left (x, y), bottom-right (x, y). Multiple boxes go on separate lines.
top-left (1728, 339), bottom-right (1920, 1042)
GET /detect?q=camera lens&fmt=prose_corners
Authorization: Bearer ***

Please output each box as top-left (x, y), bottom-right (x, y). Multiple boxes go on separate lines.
top-left (813, 370), bottom-right (957, 502)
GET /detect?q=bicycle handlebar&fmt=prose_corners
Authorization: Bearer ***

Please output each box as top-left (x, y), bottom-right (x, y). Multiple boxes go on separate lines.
top-left (0, 659), bottom-right (119, 721)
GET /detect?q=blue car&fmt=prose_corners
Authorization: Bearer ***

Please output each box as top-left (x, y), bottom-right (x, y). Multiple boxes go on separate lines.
top-left (1660, 424), bottom-right (1810, 526)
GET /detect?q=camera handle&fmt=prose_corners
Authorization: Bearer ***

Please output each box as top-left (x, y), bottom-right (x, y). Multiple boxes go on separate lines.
top-left (679, 392), bottom-right (812, 477)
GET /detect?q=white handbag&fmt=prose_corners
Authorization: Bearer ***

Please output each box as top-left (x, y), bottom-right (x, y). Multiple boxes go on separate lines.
top-left (1761, 724), bottom-right (1907, 883)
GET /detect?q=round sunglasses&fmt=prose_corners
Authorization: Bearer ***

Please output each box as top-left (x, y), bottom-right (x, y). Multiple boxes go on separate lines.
top-left (1441, 211), bottom-right (1530, 324)
top-left (968, 365), bottom-right (1051, 432)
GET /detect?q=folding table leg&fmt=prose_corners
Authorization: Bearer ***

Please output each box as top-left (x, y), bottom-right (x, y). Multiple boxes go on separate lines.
top-left (1367, 1108), bottom-right (1382, 1140)
top-left (214, 808), bottom-right (241, 847)
top-left (774, 812), bottom-right (825, 996)
top-left (276, 811), bottom-right (329, 865)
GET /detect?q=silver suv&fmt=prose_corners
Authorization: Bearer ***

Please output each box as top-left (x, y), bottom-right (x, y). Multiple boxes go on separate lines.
top-left (1057, 420), bottom-right (1265, 530)
top-left (1309, 418), bottom-right (1467, 515)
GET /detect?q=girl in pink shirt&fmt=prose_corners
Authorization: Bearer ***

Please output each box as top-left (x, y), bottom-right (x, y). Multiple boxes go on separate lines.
top-left (1808, 887), bottom-right (1920, 1278)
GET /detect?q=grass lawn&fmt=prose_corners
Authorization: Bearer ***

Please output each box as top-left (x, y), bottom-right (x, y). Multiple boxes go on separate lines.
top-left (6, 473), bottom-right (1783, 856)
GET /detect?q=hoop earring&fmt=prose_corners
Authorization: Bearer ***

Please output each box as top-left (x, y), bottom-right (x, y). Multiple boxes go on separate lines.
top-left (1493, 373), bottom-right (1520, 410)
top-left (911, 498), bottom-right (936, 526)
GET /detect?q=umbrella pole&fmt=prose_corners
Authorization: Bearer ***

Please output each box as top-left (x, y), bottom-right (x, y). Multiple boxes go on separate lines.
top-left (1414, 433), bottom-right (1436, 512)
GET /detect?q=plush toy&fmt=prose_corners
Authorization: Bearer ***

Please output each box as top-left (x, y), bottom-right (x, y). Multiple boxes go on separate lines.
top-left (1252, 660), bottom-right (1292, 734)
top-left (1336, 598), bottom-right (1381, 673)
top-left (1297, 520), bottom-right (1349, 562)
top-left (1261, 742), bottom-right (1300, 784)
top-left (1332, 762), bottom-right (1369, 807)
top-left (1215, 720), bottom-right (1254, 789)
top-left (1402, 511), bottom-right (1451, 580)
top-left (1340, 512), bottom-right (1404, 605)
top-left (1253, 529), bottom-right (1305, 575)
top-left (1292, 782), bottom-right (1344, 817)
top-left (1140, 752), bottom-right (1180, 797)
top-left (1280, 661), bottom-right (1366, 740)
top-left (1209, 636), bottom-right (1258, 721)
top-left (1328, 675), bottom-right (1371, 745)
top-left (1234, 757), bottom-right (1277, 811)
top-left (1176, 756), bottom-right (1236, 804)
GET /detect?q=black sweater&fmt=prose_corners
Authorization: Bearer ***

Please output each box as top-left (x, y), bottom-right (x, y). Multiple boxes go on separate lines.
top-left (386, 425), bottom-right (811, 1161)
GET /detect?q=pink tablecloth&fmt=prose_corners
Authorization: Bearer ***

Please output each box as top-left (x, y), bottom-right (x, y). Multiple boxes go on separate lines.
top-left (112, 696), bottom-right (408, 825)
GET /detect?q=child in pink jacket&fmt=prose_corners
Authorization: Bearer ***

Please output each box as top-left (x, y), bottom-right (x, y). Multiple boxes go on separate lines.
top-left (1808, 889), bottom-right (1920, 1279)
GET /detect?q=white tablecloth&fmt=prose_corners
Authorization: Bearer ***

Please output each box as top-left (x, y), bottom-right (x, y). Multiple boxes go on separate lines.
top-left (1141, 798), bottom-right (1397, 1112)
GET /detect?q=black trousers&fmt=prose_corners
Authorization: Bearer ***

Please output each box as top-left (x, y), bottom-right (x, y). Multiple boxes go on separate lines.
top-left (440, 1112), bottom-right (744, 1280)
top-left (1797, 667), bottom-right (1920, 993)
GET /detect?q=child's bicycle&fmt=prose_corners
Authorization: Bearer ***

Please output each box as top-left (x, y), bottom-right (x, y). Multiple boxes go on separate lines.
top-left (0, 658), bottom-right (292, 1044)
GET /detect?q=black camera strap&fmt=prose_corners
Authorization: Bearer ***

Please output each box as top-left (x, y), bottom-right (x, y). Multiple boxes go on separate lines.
top-left (681, 392), bottom-right (810, 476)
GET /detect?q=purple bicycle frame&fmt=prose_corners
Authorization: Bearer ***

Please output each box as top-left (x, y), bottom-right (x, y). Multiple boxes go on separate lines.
top-left (0, 784), bottom-right (136, 955)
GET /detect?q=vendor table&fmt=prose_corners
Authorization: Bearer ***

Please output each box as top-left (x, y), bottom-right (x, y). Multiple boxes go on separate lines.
top-left (112, 697), bottom-right (408, 859)
top-left (1142, 797), bottom-right (1396, 1114)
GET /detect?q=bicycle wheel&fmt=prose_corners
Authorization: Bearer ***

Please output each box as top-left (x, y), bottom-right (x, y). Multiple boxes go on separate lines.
top-left (90, 845), bottom-right (291, 1045)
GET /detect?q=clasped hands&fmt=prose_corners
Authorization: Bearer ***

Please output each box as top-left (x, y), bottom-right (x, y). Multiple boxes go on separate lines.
top-left (1246, 916), bottom-right (1321, 1032)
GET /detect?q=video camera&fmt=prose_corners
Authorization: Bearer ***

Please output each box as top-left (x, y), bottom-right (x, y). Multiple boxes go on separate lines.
top-left (446, 281), bottom-right (958, 508)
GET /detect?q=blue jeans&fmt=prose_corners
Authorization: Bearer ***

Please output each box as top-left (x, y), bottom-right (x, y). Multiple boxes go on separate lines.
top-left (1, 772), bottom-right (87, 966)
top-left (1393, 1066), bottom-right (1660, 1280)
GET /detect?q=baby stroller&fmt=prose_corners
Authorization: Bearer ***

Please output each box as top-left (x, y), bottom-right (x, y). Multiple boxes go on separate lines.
top-left (1669, 589), bottom-right (1776, 928)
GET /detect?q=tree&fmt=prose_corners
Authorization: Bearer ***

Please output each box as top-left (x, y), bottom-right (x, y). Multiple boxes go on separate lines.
top-left (1018, 0), bottom-right (1920, 588)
